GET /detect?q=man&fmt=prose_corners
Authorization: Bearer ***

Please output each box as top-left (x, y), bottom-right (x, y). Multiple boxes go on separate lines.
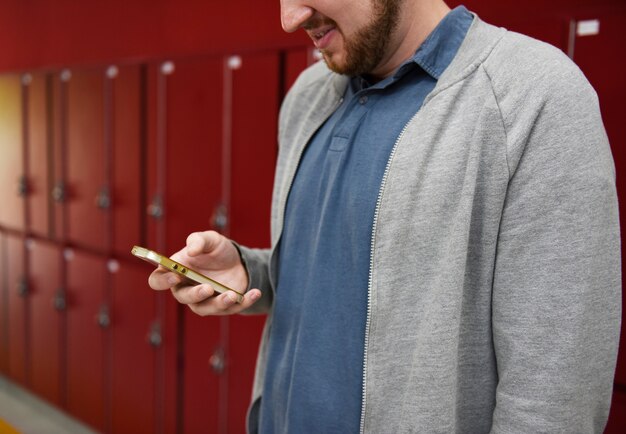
top-left (149, 0), bottom-right (621, 432)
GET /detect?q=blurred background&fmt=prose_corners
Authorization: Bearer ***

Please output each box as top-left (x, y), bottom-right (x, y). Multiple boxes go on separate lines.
top-left (0, 0), bottom-right (624, 433)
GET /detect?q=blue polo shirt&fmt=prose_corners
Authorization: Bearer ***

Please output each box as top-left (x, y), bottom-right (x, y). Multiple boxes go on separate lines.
top-left (258, 7), bottom-right (473, 433)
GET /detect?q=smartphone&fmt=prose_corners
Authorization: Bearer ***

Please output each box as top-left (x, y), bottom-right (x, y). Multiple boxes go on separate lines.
top-left (131, 245), bottom-right (244, 303)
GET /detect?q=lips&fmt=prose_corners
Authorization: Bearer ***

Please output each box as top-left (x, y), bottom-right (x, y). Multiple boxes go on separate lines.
top-left (309, 25), bottom-right (336, 49)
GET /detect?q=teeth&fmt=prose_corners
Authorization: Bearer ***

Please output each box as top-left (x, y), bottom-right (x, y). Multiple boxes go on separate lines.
top-left (315, 29), bottom-right (329, 40)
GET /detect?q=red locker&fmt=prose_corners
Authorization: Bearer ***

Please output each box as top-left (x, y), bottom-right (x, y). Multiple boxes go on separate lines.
top-left (229, 52), bottom-right (279, 246)
top-left (284, 47), bottom-right (317, 94)
top-left (66, 249), bottom-right (106, 431)
top-left (25, 73), bottom-right (52, 238)
top-left (567, 11), bottom-right (626, 386)
top-left (66, 68), bottom-right (108, 251)
top-left (606, 388), bottom-right (626, 433)
top-left (506, 18), bottom-right (568, 52)
top-left (156, 290), bottom-right (181, 434)
top-left (145, 57), bottom-right (236, 434)
top-left (226, 51), bottom-right (280, 434)
top-left (0, 231), bottom-right (7, 373)
top-left (51, 71), bottom-right (69, 242)
top-left (146, 57), bottom-right (224, 250)
top-left (145, 56), bottom-right (226, 433)
top-left (28, 239), bottom-right (63, 406)
top-left (0, 74), bottom-right (25, 231)
top-left (111, 65), bottom-right (143, 257)
top-left (182, 312), bottom-right (222, 433)
top-left (110, 259), bottom-right (157, 434)
top-left (5, 234), bottom-right (28, 386)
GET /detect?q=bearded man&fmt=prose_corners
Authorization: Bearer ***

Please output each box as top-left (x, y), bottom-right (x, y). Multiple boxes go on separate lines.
top-left (149, 1), bottom-right (621, 432)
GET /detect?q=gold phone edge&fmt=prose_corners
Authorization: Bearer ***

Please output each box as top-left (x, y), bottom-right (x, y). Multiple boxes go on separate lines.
top-left (131, 245), bottom-right (244, 303)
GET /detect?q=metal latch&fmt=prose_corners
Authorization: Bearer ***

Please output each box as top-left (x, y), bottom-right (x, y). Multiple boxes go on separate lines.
top-left (148, 321), bottom-right (162, 347)
top-left (147, 194), bottom-right (164, 219)
top-left (97, 305), bottom-right (111, 328)
top-left (209, 347), bottom-right (226, 375)
top-left (52, 181), bottom-right (66, 203)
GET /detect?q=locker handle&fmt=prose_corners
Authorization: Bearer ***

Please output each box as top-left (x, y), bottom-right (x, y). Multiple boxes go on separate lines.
top-left (148, 321), bottom-right (162, 347)
top-left (147, 195), bottom-right (164, 219)
top-left (17, 175), bottom-right (29, 197)
top-left (95, 186), bottom-right (112, 210)
top-left (209, 348), bottom-right (225, 375)
top-left (97, 305), bottom-right (111, 328)
top-left (52, 181), bottom-right (66, 203)
top-left (212, 204), bottom-right (229, 231)
top-left (53, 290), bottom-right (66, 311)
top-left (17, 277), bottom-right (29, 297)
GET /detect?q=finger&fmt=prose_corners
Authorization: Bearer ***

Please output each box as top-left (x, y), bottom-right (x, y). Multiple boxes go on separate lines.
top-left (186, 231), bottom-right (221, 256)
top-left (189, 288), bottom-right (262, 316)
top-left (171, 283), bottom-right (216, 305)
top-left (237, 288), bottom-right (262, 309)
top-left (148, 269), bottom-right (181, 290)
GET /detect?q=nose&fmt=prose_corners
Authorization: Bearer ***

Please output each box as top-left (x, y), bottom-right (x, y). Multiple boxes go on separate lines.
top-left (280, 0), bottom-right (314, 33)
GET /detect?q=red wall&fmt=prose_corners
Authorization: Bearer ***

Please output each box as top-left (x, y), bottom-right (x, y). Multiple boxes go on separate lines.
top-left (0, 0), bottom-right (305, 72)
top-left (0, 0), bottom-right (622, 72)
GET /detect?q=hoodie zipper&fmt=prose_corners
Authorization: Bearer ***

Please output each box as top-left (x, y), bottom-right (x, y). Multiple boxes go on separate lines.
top-left (359, 112), bottom-right (417, 434)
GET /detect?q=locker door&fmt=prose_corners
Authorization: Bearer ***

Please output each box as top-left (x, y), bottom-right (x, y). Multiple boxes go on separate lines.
top-left (110, 260), bottom-right (157, 434)
top-left (506, 17), bottom-right (568, 52)
top-left (146, 57), bottom-right (225, 434)
top-left (5, 234), bottom-right (28, 386)
top-left (146, 58), bottom-right (224, 250)
top-left (183, 311), bottom-right (222, 433)
top-left (0, 74), bottom-right (25, 231)
top-left (226, 51), bottom-right (280, 434)
top-left (568, 11), bottom-right (626, 386)
top-left (51, 71), bottom-right (70, 242)
top-left (66, 68), bottom-right (108, 251)
top-left (230, 52), bottom-right (279, 246)
top-left (112, 65), bottom-right (143, 257)
top-left (606, 388), bottom-right (626, 433)
top-left (66, 249), bottom-right (106, 431)
top-left (29, 239), bottom-right (62, 406)
top-left (25, 73), bottom-right (52, 238)
top-left (284, 47), bottom-right (317, 94)
top-left (0, 231), bottom-right (7, 373)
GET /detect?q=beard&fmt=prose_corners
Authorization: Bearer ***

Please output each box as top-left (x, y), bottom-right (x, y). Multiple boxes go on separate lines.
top-left (320, 0), bottom-right (402, 76)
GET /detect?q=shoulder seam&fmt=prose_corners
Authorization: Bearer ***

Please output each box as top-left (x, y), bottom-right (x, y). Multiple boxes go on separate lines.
top-left (480, 60), bottom-right (510, 179)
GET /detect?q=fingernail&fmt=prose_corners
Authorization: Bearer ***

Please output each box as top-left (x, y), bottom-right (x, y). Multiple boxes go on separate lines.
top-left (249, 291), bottom-right (260, 301)
top-left (198, 285), bottom-right (210, 298)
top-left (224, 294), bottom-right (235, 306)
top-left (167, 276), bottom-right (178, 286)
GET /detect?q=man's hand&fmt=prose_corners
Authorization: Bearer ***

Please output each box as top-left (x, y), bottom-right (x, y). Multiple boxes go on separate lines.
top-left (148, 231), bottom-right (261, 315)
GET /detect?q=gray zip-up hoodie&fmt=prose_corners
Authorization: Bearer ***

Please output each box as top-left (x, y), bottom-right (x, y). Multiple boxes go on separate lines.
top-left (239, 15), bottom-right (621, 434)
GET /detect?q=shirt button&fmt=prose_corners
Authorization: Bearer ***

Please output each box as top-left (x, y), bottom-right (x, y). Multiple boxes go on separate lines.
top-left (359, 96), bottom-right (368, 104)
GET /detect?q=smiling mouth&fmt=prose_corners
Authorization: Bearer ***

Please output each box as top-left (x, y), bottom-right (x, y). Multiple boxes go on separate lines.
top-left (307, 25), bottom-right (337, 50)
top-left (313, 27), bottom-right (333, 40)
top-left (304, 15), bottom-right (337, 42)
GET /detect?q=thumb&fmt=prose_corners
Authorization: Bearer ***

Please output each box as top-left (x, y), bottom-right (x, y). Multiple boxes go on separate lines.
top-left (186, 231), bottom-right (221, 256)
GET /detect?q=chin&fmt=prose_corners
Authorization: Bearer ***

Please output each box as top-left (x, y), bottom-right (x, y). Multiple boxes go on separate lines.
top-left (322, 53), bottom-right (350, 75)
